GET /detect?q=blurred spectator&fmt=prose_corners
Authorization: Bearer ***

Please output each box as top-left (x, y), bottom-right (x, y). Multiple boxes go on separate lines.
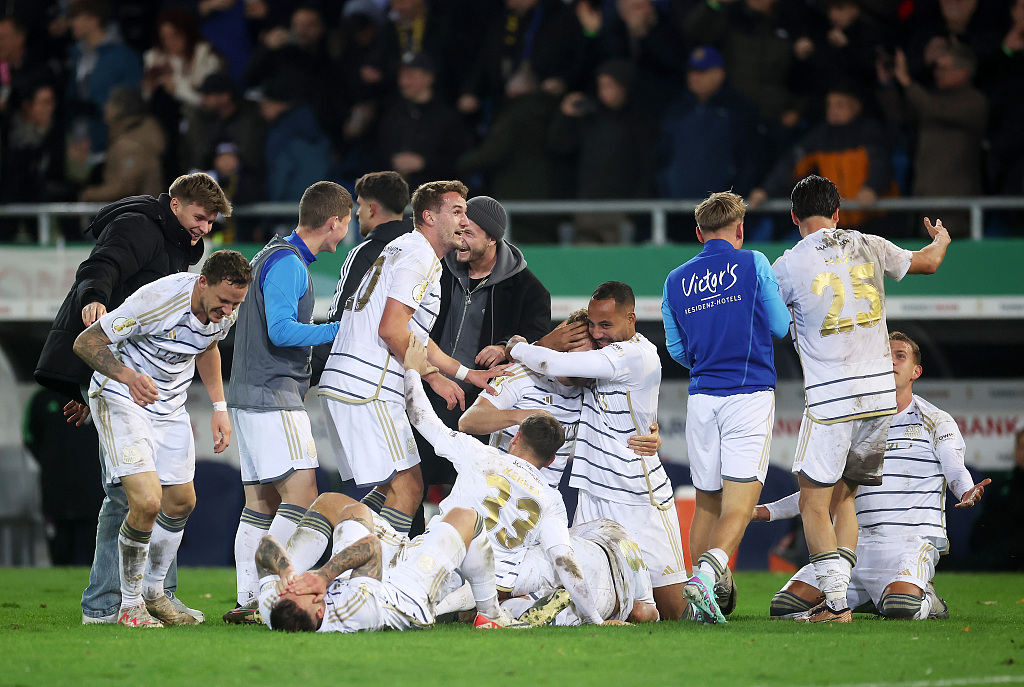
top-left (205, 141), bottom-right (262, 242)
top-left (749, 86), bottom-right (894, 227)
top-left (457, 67), bottom-right (568, 243)
top-left (982, 0), bottom-right (1024, 195)
top-left (142, 9), bottom-right (224, 109)
top-left (334, 3), bottom-right (389, 172)
top-left (657, 46), bottom-right (760, 200)
top-left (458, 0), bottom-right (586, 119)
top-left (880, 44), bottom-right (987, 234)
top-left (66, 0), bottom-right (143, 162)
top-left (789, 0), bottom-right (885, 107)
top-left (902, 0), bottom-right (1005, 83)
top-left (196, 0), bottom-right (250, 84)
top-left (243, 4), bottom-right (339, 137)
top-left (0, 16), bottom-right (62, 117)
top-left (548, 59), bottom-right (658, 243)
top-left (584, 0), bottom-right (688, 114)
top-left (80, 86), bottom-right (165, 202)
top-left (375, 52), bottom-right (469, 191)
top-left (379, 0), bottom-right (460, 100)
top-left (968, 428), bottom-right (1024, 571)
top-left (0, 81), bottom-right (71, 206)
top-left (181, 72), bottom-right (265, 178)
top-left (258, 77), bottom-right (331, 203)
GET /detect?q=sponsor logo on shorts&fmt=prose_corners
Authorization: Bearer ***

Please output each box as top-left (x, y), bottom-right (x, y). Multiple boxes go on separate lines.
top-left (416, 555), bottom-right (437, 573)
top-left (407, 437), bottom-right (417, 454)
top-left (904, 424), bottom-right (922, 439)
top-left (412, 280), bottom-right (428, 303)
top-left (122, 446), bottom-right (143, 465)
top-left (112, 317), bottom-right (137, 336)
top-left (306, 440), bottom-right (317, 459)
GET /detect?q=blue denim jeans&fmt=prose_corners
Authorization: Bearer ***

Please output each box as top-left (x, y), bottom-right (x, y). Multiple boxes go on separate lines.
top-left (80, 388), bottom-right (177, 619)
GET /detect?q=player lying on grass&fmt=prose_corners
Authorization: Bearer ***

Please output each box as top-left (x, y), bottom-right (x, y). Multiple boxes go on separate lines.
top-left (498, 518), bottom-right (660, 626)
top-left (256, 499), bottom-right (520, 632)
top-left (752, 332), bottom-right (990, 621)
top-left (402, 333), bottom-right (626, 626)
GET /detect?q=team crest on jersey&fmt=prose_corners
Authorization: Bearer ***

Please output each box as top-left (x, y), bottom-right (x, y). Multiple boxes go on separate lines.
top-left (111, 317), bottom-right (137, 336)
top-left (416, 555), bottom-right (437, 573)
top-left (904, 424), bottom-right (923, 439)
top-left (121, 446), bottom-right (142, 465)
top-left (412, 280), bottom-right (429, 303)
top-left (407, 437), bottom-right (418, 454)
top-left (492, 376), bottom-right (506, 394)
top-left (306, 440), bottom-right (317, 459)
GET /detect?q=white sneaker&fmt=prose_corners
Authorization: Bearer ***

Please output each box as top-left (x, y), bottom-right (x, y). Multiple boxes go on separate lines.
top-left (82, 612), bottom-right (116, 625)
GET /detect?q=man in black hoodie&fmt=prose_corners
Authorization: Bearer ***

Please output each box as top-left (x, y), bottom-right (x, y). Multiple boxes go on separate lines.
top-left (35, 171), bottom-right (232, 625)
top-left (417, 196), bottom-right (551, 490)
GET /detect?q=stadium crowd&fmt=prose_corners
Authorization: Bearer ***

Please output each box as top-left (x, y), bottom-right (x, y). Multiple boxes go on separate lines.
top-left (1, 0), bottom-right (1023, 242)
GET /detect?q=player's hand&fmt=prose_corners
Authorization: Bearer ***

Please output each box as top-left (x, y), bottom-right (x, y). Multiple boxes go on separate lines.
top-left (274, 569), bottom-right (297, 594)
top-left (537, 320), bottom-right (588, 352)
top-left (124, 370), bottom-right (159, 406)
top-left (211, 407), bottom-right (232, 453)
top-left (466, 365), bottom-right (511, 397)
top-left (285, 571), bottom-right (327, 599)
top-left (955, 478), bottom-right (991, 508)
top-left (64, 399), bottom-right (90, 425)
top-left (475, 345), bottom-right (507, 367)
top-left (750, 505), bottom-right (771, 522)
top-left (601, 619), bottom-right (631, 626)
top-left (403, 333), bottom-right (438, 376)
top-left (81, 301), bottom-right (107, 326)
top-left (923, 217), bottom-right (951, 246)
top-left (426, 371), bottom-right (464, 410)
top-left (628, 422), bottom-right (661, 456)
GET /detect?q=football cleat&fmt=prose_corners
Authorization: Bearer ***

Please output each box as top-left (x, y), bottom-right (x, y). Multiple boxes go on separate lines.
top-left (117, 603), bottom-right (164, 629)
top-left (145, 594), bottom-right (200, 625)
top-left (222, 601), bottom-right (262, 625)
top-left (473, 611), bottom-right (530, 629)
top-left (684, 571), bottom-right (727, 624)
top-left (714, 566), bottom-right (737, 616)
top-left (926, 582), bottom-right (949, 620)
top-left (165, 591), bottom-right (205, 623)
top-left (796, 601), bottom-right (851, 623)
top-left (519, 589), bottom-right (572, 627)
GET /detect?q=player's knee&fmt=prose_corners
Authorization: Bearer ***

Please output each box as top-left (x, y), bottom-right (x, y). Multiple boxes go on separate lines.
top-left (879, 592), bottom-right (922, 620)
top-left (441, 507), bottom-right (478, 537)
top-left (770, 589), bottom-right (816, 618)
top-left (129, 493), bottom-right (162, 522)
top-left (338, 502), bottom-right (373, 526)
top-left (314, 492), bottom-right (356, 524)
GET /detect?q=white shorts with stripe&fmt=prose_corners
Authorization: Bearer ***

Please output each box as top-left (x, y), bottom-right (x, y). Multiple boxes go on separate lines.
top-left (381, 520), bottom-right (465, 629)
top-left (575, 490), bottom-right (687, 588)
top-left (231, 408), bottom-right (319, 485)
top-left (320, 395), bottom-right (420, 487)
top-left (509, 537), bottom-right (618, 624)
top-left (791, 410), bottom-right (892, 487)
top-left (686, 390), bottom-right (774, 492)
top-left (790, 531), bottom-right (938, 610)
top-left (90, 396), bottom-right (194, 486)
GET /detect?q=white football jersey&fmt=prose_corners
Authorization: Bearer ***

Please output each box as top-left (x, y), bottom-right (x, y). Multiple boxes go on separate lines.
top-left (570, 334), bottom-right (673, 508)
top-left (773, 228), bottom-right (912, 423)
top-left (436, 430), bottom-right (572, 593)
top-left (477, 363), bottom-right (582, 489)
top-left (320, 230), bottom-right (442, 405)
top-left (90, 273), bottom-right (234, 417)
top-left (259, 574), bottom-right (385, 633)
top-left (855, 394), bottom-right (972, 552)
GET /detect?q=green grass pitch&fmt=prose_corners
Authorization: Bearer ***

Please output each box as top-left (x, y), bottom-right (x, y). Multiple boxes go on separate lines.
top-left (0, 569), bottom-right (1021, 687)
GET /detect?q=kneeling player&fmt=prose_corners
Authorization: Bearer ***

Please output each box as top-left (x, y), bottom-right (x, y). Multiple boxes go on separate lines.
top-left (257, 503), bottom-right (515, 632)
top-left (754, 332), bottom-right (989, 621)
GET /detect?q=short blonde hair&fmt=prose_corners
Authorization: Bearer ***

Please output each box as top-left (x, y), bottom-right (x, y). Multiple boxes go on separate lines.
top-left (169, 172), bottom-right (232, 218)
top-left (695, 191), bottom-right (745, 233)
top-left (889, 331), bottom-right (921, 365)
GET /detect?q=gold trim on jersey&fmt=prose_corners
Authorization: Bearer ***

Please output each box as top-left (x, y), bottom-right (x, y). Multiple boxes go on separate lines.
top-left (318, 353), bottom-right (393, 405)
top-left (757, 395), bottom-right (775, 474)
top-left (806, 406), bottom-right (896, 425)
top-left (137, 292), bottom-right (191, 326)
top-left (658, 508), bottom-right (687, 574)
top-left (625, 391), bottom-right (670, 511)
top-left (325, 588), bottom-right (373, 626)
top-left (281, 410), bottom-right (301, 462)
top-left (381, 603), bottom-right (432, 627)
top-left (371, 399), bottom-right (405, 463)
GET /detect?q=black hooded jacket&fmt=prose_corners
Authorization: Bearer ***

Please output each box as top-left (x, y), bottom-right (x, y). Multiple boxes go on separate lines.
top-left (34, 193), bottom-right (205, 401)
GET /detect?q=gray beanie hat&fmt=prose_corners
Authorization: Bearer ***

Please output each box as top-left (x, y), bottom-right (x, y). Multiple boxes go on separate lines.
top-left (466, 196), bottom-right (507, 241)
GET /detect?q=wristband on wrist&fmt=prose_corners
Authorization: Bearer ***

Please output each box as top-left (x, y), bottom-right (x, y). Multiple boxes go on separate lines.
top-left (455, 365), bottom-right (469, 381)
top-left (212, 401), bottom-right (228, 412)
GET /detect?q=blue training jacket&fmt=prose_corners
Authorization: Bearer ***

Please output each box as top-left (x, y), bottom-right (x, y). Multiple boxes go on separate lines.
top-left (662, 239), bottom-right (790, 396)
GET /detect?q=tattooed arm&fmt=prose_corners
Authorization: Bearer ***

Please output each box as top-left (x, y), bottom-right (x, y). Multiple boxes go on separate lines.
top-left (255, 535), bottom-right (295, 581)
top-left (73, 322), bottom-right (159, 406)
top-left (317, 535), bottom-right (382, 584)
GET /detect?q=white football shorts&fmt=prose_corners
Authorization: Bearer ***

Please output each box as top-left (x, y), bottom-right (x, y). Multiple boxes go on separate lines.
top-left (791, 409), bottom-right (892, 486)
top-left (232, 408), bottom-right (319, 485)
top-left (320, 395), bottom-right (420, 487)
top-left (91, 396), bottom-right (194, 486)
top-left (686, 390), bottom-right (775, 492)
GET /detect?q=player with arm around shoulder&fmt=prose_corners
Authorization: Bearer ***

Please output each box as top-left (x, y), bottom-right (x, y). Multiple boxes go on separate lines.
top-left (771, 174), bottom-right (950, 623)
top-left (73, 250), bottom-right (251, 628)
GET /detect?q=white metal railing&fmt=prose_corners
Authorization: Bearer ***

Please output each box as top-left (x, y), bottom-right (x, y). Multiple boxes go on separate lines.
top-left (1, 196), bottom-right (1022, 245)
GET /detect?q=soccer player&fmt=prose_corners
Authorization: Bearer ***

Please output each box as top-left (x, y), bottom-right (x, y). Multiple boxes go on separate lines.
top-left (661, 191), bottom-right (791, 622)
top-left (503, 281), bottom-right (689, 620)
top-left (318, 180), bottom-right (502, 537)
top-left (256, 501), bottom-right (516, 632)
top-left (772, 174), bottom-right (951, 622)
top-left (402, 334), bottom-right (614, 626)
top-left (755, 332), bottom-right (990, 620)
top-left (225, 182), bottom-right (353, 617)
top-left (73, 250), bottom-right (251, 627)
